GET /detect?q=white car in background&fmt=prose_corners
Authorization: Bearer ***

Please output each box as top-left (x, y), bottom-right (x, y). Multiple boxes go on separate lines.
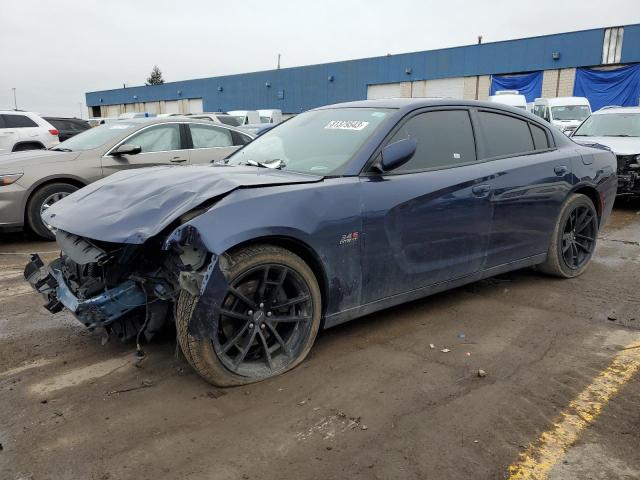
top-left (228, 110), bottom-right (260, 125)
top-left (258, 109), bottom-right (283, 124)
top-left (533, 97), bottom-right (591, 135)
top-left (571, 106), bottom-right (640, 196)
top-left (0, 111), bottom-right (59, 153)
top-left (488, 90), bottom-right (527, 110)
top-left (187, 113), bottom-right (244, 127)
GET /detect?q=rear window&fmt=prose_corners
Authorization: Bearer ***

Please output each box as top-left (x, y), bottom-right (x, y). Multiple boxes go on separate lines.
top-left (530, 124), bottom-right (550, 150)
top-left (2, 114), bottom-right (38, 128)
top-left (478, 111), bottom-right (534, 158)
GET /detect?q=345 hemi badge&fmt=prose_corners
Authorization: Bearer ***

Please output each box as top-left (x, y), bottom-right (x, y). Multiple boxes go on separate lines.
top-left (339, 231), bottom-right (359, 245)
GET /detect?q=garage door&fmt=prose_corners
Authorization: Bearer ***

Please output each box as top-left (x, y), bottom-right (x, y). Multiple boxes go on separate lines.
top-left (187, 98), bottom-right (203, 113)
top-left (164, 101), bottom-right (180, 114)
top-left (104, 105), bottom-right (120, 117)
top-left (425, 78), bottom-right (465, 99)
top-left (144, 102), bottom-right (159, 114)
top-left (367, 83), bottom-right (403, 99)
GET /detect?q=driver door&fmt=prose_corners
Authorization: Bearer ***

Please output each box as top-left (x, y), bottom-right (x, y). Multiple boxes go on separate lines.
top-left (101, 123), bottom-right (188, 175)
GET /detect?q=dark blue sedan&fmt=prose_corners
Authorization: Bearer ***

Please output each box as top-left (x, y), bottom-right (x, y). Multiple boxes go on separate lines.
top-left (25, 99), bottom-right (617, 386)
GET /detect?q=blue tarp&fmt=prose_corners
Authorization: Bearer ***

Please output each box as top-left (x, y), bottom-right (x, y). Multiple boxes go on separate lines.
top-left (490, 71), bottom-right (543, 102)
top-left (573, 63), bottom-right (640, 111)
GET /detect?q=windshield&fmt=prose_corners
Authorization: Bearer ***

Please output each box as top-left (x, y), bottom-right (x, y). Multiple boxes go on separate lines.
top-left (573, 113), bottom-right (640, 137)
top-left (53, 123), bottom-right (135, 151)
top-left (227, 108), bottom-right (392, 175)
top-left (550, 105), bottom-right (591, 121)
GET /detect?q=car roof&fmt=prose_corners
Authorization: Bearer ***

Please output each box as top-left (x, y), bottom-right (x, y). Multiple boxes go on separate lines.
top-left (534, 97), bottom-right (590, 106)
top-left (592, 106), bottom-right (640, 115)
top-left (314, 98), bottom-right (540, 117)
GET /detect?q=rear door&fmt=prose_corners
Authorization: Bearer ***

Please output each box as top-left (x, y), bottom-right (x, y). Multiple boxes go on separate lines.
top-left (474, 109), bottom-right (574, 267)
top-left (360, 108), bottom-right (493, 303)
top-left (186, 123), bottom-right (251, 164)
top-left (101, 123), bottom-right (188, 175)
top-left (0, 115), bottom-right (13, 153)
top-left (2, 113), bottom-right (41, 149)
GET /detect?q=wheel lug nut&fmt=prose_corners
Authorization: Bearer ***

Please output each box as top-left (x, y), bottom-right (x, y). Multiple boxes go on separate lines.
top-left (267, 311), bottom-right (272, 317)
top-left (247, 310), bottom-right (253, 315)
top-left (259, 302), bottom-right (264, 308)
top-left (249, 323), bottom-right (254, 329)
top-left (260, 323), bottom-right (266, 330)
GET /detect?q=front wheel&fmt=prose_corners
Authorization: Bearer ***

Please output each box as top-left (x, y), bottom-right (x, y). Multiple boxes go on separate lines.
top-left (176, 244), bottom-right (322, 386)
top-left (539, 193), bottom-right (599, 278)
top-left (26, 183), bottom-right (78, 240)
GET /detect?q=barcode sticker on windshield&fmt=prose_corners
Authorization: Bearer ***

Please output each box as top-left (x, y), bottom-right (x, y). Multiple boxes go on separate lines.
top-left (324, 120), bottom-right (370, 131)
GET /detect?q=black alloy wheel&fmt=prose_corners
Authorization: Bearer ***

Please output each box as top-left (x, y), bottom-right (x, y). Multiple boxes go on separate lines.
top-left (560, 204), bottom-right (598, 270)
top-left (213, 263), bottom-right (314, 377)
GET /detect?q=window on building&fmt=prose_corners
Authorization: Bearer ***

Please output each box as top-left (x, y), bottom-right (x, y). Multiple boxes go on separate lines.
top-left (478, 111), bottom-right (534, 158)
top-left (388, 110), bottom-right (477, 172)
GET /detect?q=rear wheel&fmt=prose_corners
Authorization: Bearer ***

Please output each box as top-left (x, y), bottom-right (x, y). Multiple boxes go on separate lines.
top-left (539, 193), bottom-right (598, 278)
top-left (26, 183), bottom-right (78, 240)
top-left (176, 245), bottom-right (322, 386)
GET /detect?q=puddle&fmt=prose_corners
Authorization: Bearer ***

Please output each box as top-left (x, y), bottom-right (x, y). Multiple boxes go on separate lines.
top-left (30, 356), bottom-right (132, 395)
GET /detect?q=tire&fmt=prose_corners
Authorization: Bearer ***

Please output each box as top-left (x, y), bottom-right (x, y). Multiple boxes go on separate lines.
top-left (26, 183), bottom-right (78, 240)
top-left (176, 244), bottom-right (322, 387)
top-left (539, 193), bottom-right (599, 278)
top-left (13, 142), bottom-right (44, 152)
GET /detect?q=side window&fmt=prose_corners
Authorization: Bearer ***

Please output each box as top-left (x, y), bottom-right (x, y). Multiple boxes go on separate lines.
top-left (189, 124), bottom-right (233, 148)
top-left (478, 111), bottom-right (534, 158)
top-left (127, 124), bottom-right (181, 153)
top-left (231, 130), bottom-right (252, 146)
top-left (389, 110), bottom-right (477, 172)
top-left (4, 114), bottom-right (38, 128)
top-left (530, 124), bottom-right (550, 150)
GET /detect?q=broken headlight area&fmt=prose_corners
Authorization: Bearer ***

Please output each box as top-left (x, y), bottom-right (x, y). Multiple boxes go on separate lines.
top-left (24, 229), bottom-right (210, 342)
top-left (616, 154), bottom-right (640, 195)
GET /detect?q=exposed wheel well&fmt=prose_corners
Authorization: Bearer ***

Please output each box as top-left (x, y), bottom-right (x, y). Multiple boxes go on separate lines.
top-left (12, 141), bottom-right (45, 151)
top-left (572, 186), bottom-right (601, 223)
top-left (24, 178), bottom-right (86, 223)
top-left (226, 236), bottom-right (329, 317)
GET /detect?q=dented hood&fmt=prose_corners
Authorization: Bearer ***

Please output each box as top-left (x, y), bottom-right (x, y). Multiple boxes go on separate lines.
top-left (44, 164), bottom-right (322, 244)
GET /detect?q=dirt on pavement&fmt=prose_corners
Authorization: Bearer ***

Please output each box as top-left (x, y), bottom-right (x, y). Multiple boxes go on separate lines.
top-left (1, 199), bottom-right (639, 480)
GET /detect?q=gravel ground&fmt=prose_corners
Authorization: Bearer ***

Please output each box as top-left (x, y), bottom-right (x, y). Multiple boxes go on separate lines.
top-left (1, 198), bottom-right (639, 480)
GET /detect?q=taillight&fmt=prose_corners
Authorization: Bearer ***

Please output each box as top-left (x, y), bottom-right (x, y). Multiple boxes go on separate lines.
top-left (49, 129), bottom-right (59, 136)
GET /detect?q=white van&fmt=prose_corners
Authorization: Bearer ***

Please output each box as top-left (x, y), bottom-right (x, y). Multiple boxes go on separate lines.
top-left (228, 110), bottom-right (260, 125)
top-left (532, 97), bottom-right (591, 135)
top-left (258, 109), bottom-right (283, 124)
top-left (488, 90), bottom-right (527, 110)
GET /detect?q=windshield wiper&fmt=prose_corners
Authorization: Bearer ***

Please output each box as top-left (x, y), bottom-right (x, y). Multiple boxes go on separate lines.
top-left (606, 134), bottom-right (636, 137)
top-left (244, 159), bottom-right (269, 168)
top-left (50, 147), bottom-right (73, 152)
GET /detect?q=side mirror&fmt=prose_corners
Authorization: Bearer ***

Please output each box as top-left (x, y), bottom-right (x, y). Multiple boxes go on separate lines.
top-left (378, 138), bottom-right (417, 172)
top-left (111, 144), bottom-right (141, 156)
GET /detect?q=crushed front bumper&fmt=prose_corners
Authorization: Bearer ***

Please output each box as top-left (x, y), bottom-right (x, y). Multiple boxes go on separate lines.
top-left (24, 254), bottom-right (147, 329)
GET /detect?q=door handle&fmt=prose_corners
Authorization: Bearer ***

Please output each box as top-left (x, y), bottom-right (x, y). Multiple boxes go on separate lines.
top-left (554, 165), bottom-right (568, 176)
top-left (471, 184), bottom-right (491, 198)
top-left (170, 157), bottom-right (187, 163)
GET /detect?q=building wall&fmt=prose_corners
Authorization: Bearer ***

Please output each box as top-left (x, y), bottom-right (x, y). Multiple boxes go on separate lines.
top-left (541, 68), bottom-right (577, 98)
top-left (86, 24), bottom-right (640, 115)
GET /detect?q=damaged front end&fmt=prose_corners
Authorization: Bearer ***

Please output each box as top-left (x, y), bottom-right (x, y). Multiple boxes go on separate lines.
top-left (24, 227), bottom-right (211, 342)
top-left (616, 154), bottom-right (640, 195)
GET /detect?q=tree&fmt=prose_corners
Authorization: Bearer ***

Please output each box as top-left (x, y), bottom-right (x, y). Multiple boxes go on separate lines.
top-left (146, 65), bottom-right (164, 85)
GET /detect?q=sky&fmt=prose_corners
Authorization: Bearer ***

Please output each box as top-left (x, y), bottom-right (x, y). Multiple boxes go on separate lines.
top-left (1, 0), bottom-right (639, 117)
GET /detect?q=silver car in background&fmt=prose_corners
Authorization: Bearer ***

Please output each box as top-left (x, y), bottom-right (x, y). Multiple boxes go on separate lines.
top-left (0, 117), bottom-right (254, 239)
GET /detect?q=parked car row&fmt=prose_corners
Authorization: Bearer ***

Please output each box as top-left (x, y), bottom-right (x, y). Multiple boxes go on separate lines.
top-left (22, 98), bottom-right (618, 386)
top-left (0, 118), bottom-right (254, 238)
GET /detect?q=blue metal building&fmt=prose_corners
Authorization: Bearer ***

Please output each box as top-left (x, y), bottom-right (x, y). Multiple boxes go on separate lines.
top-left (86, 24), bottom-right (640, 117)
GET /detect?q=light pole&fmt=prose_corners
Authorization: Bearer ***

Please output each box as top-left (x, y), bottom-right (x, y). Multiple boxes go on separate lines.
top-left (78, 102), bottom-right (83, 119)
top-left (12, 88), bottom-right (17, 109)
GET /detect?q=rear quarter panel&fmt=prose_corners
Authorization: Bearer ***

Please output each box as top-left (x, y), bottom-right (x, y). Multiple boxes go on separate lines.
top-left (571, 145), bottom-right (617, 227)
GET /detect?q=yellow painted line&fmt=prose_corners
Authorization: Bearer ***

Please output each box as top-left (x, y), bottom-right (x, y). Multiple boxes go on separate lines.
top-left (508, 341), bottom-right (640, 480)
